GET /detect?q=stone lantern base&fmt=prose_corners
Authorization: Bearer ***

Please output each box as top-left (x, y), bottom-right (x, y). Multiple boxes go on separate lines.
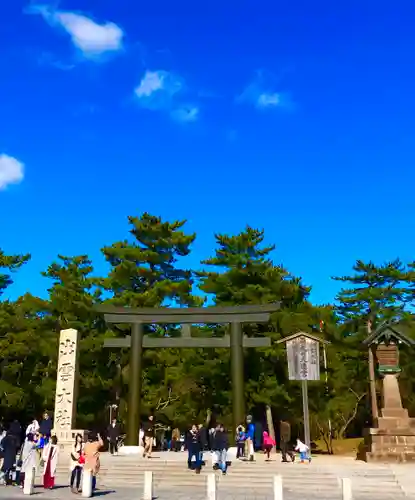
top-left (361, 415), bottom-right (415, 462)
top-left (360, 374), bottom-right (415, 462)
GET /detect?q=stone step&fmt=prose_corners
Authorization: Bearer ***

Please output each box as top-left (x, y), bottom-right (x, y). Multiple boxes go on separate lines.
top-left (55, 472), bottom-right (402, 492)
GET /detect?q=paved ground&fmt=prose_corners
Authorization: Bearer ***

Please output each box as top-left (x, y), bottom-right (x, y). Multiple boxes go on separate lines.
top-left (0, 486), bottom-right (341, 500)
top-left (0, 483), bottom-right (401, 500)
top-left (1, 453), bottom-right (412, 499)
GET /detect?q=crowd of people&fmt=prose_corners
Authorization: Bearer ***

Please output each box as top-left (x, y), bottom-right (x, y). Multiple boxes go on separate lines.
top-left (126, 413), bottom-right (311, 475)
top-left (0, 411), bottom-right (310, 493)
top-left (0, 412), bottom-right (105, 495)
top-left (0, 412), bottom-right (59, 488)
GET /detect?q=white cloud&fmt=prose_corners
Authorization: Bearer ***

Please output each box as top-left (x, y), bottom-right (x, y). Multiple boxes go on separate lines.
top-left (134, 70), bottom-right (198, 122)
top-left (0, 155), bottom-right (24, 190)
top-left (171, 106), bottom-right (199, 123)
top-left (135, 71), bottom-right (165, 97)
top-left (134, 70), bottom-right (183, 108)
top-left (257, 92), bottom-right (281, 108)
top-left (238, 72), bottom-right (293, 111)
top-left (29, 5), bottom-right (124, 59)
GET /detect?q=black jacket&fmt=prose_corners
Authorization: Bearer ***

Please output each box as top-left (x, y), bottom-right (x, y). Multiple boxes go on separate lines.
top-left (143, 421), bottom-right (155, 438)
top-left (39, 418), bottom-right (53, 437)
top-left (199, 426), bottom-right (208, 449)
top-left (186, 430), bottom-right (201, 449)
top-left (8, 421), bottom-right (21, 449)
top-left (1, 434), bottom-right (17, 472)
top-left (107, 423), bottom-right (121, 442)
top-left (212, 430), bottom-right (229, 451)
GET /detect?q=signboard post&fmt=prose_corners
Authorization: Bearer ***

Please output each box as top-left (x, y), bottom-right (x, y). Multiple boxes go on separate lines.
top-left (278, 332), bottom-right (329, 451)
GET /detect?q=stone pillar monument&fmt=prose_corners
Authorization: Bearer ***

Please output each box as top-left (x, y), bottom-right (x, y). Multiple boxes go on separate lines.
top-left (53, 329), bottom-right (85, 451)
top-left (361, 324), bottom-right (415, 462)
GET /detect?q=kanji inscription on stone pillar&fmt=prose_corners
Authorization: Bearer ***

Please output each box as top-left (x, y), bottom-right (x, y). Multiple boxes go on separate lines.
top-left (54, 329), bottom-right (80, 431)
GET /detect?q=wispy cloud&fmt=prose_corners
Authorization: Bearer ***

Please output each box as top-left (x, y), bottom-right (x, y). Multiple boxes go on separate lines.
top-left (238, 72), bottom-right (294, 111)
top-left (37, 51), bottom-right (75, 70)
top-left (171, 106), bottom-right (199, 123)
top-left (28, 5), bottom-right (124, 60)
top-left (134, 70), bottom-right (183, 108)
top-left (134, 70), bottom-right (199, 123)
top-left (0, 154), bottom-right (24, 190)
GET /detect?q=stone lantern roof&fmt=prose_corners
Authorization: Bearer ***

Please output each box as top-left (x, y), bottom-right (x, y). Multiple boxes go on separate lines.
top-left (363, 321), bottom-right (415, 348)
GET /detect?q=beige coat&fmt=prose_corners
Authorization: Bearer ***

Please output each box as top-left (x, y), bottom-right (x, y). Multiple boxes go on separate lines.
top-left (83, 439), bottom-right (103, 476)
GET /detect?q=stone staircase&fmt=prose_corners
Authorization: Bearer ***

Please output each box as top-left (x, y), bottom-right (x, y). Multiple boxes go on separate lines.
top-left (54, 453), bottom-right (411, 499)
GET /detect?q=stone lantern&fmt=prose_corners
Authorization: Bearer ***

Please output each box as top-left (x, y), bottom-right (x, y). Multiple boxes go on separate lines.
top-left (361, 322), bottom-right (415, 462)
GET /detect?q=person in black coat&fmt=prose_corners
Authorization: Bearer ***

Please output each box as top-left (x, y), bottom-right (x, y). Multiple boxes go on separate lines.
top-left (39, 412), bottom-right (53, 441)
top-left (212, 424), bottom-right (229, 475)
top-left (8, 420), bottom-right (21, 451)
top-left (186, 425), bottom-right (202, 473)
top-left (1, 433), bottom-right (17, 485)
top-left (106, 419), bottom-right (121, 455)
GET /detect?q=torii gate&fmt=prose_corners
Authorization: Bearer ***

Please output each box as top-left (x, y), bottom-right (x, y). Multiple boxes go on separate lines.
top-left (98, 304), bottom-right (279, 445)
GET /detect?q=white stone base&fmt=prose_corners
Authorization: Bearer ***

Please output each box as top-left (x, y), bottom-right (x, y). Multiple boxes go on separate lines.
top-left (227, 447), bottom-right (237, 459)
top-left (23, 467), bottom-right (35, 495)
top-left (81, 469), bottom-right (92, 498)
top-left (118, 445), bottom-right (144, 456)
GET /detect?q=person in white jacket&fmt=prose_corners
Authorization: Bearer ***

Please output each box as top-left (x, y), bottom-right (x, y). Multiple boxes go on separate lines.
top-left (20, 434), bottom-right (38, 489)
top-left (25, 420), bottom-right (39, 437)
top-left (42, 436), bottom-right (59, 489)
top-left (294, 439), bottom-right (310, 463)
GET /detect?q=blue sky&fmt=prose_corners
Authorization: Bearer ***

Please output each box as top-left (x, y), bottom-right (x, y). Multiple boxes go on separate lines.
top-left (1, 0), bottom-right (414, 305)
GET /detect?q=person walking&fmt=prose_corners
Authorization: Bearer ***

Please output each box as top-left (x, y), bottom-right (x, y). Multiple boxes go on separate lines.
top-left (39, 413), bottom-right (53, 442)
top-left (83, 432), bottom-right (104, 492)
top-left (280, 419), bottom-right (295, 463)
top-left (262, 431), bottom-right (275, 461)
top-left (20, 433), bottom-right (38, 489)
top-left (42, 436), bottom-right (59, 489)
top-left (212, 424), bottom-right (229, 475)
top-left (295, 438), bottom-right (310, 463)
top-left (0, 432), bottom-right (17, 485)
top-left (25, 420), bottom-right (39, 437)
top-left (235, 424), bottom-right (246, 459)
top-left (172, 428), bottom-right (180, 452)
top-left (107, 418), bottom-right (121, 456)
top-left (246, 416), bottom-right (255, 462)
top-left (70, 433), bottom-right (84, 494)
top-left (9, 420), bottom-right (22, 452)
top-left (164, 426), bottom-right (172, 451)
top-left (186, 425), bottom-right (202, 474)
top-left (142, 415), bottom-right (155, 459)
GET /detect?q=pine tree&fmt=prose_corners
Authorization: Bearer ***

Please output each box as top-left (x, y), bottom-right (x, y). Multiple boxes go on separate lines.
top-left (198, 226), bottom-right (309, 308)
top-left (334, 259), bottom-right (412, 328)
top-left (332, 259), bottom-right (413, 431)
top-left (101, 213), bottom-right (201, 307)
top-left (100, 214), bottom-right (203, 424)
top-left (198, 226), bottom-right (316, 420)
top-left (41, 255), bottom-right (112, 427)
top-left (0, 249), bottom-right (30, 297)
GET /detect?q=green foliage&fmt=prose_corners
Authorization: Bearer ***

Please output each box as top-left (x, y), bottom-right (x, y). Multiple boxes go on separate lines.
top-left (101, 213), bottom-right (202, 307)
top-left (0, 249), bottom-right (30, 296)
top-left (1, 215), bottom-right (415, 453)
top-left (334, 259), bottom-right (412, 327)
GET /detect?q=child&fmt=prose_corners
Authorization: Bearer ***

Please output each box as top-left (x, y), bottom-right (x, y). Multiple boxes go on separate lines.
top-left (262, 431), bottom-right (276, 461)
top-left (295, 438), bottom-right (310, 463)
top-left (235, 425), bottom-right (246, 459)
